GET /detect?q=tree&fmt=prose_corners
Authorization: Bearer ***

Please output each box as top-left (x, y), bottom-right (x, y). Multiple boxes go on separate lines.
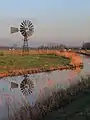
top-left (82, 42), bottom-right (90, 50)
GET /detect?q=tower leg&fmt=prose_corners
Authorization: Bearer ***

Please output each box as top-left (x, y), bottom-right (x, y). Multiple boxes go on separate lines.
top-left (22, 37), bottom-right (29, 55)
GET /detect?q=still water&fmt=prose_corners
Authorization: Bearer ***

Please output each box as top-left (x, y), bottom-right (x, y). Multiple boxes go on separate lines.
top-left (0, 55), bottom-right (90, 119)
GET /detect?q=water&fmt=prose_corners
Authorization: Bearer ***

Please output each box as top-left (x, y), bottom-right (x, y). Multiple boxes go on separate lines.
top-left (0, 55), bottom-right (90, 119)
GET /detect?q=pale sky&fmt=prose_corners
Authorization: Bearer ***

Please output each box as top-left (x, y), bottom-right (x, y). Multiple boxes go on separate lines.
top-left (0, 0), bottom-right (90, 46)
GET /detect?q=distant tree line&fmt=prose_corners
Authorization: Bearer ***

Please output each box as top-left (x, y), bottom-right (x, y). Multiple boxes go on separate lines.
top-left (82, 42), bottom-right (90, 50)
top-left (36, 44), bottom-right (68, 50)
top-left (35, 45), bottom-right (82, 50)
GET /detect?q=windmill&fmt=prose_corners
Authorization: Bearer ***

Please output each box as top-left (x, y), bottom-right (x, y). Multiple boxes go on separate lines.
top-left (10, 20), bottom-right (34, 55)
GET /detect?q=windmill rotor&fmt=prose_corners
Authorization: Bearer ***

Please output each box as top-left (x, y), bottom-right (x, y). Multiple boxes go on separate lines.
top-left (20, 75), bottom-right (34, 96)
top-left (20, 20), bottom-right (34, 37)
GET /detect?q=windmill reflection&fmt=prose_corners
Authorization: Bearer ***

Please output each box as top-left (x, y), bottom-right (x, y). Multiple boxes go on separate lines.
top-left (11, 82), bottom-right (18, 89)
top-left (20, 74), bottom-right (34, 96)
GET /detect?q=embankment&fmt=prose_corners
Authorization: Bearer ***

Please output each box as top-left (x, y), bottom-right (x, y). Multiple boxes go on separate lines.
top-left (0, 50), bottom-right (83, 78)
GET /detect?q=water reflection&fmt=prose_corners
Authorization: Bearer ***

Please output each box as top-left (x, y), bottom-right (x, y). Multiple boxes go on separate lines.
top-left (0, 55), bottom-right (89, 119)
top-left (10, 74), bottom-right (34, 96)
top-left (11, 82), bottom-right (18, 89)
top-left (20, 75), bottom-right (34, 96)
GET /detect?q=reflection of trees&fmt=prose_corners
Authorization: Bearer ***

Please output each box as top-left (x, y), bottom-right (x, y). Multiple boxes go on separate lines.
top-left (20, 75), bottom-right (34, 96)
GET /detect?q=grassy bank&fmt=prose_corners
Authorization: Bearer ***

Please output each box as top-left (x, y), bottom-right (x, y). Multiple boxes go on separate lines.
top-left (0, 50), bottom-right (83, 78)
top-left (0, 53), bottom-right (70, 72)
top-left (7, 75), bottom-right (90, 120)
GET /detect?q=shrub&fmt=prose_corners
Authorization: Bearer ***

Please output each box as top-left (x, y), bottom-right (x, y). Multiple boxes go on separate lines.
top-left (0, 52), bottom-right (4, 56)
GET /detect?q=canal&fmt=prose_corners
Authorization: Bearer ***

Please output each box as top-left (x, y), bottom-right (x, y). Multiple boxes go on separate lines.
top-left (0, 55), bottom-right (90, 119)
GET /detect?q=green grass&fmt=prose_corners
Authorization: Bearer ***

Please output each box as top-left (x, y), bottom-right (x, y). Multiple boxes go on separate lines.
top-left (0, 54), bottom-right (70, 71)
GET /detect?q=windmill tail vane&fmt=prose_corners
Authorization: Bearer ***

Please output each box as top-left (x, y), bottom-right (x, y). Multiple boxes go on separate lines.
top-left (10, 27), bottom-right (19, 34)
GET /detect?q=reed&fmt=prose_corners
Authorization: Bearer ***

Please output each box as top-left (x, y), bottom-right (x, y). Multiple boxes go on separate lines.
top-left (7, 75), bottom-right (90, 120)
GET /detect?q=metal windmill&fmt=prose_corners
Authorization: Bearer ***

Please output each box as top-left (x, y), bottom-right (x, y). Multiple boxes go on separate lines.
top-left (10, 20), bottom-right (34, 55)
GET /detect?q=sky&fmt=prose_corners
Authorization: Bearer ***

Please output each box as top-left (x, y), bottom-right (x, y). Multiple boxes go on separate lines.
top-left (0, 0), bottom-right (90, 46)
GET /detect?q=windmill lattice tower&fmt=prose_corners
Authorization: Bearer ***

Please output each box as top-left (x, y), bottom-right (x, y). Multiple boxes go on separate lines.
top-left (10, 20), bottom-right (34, 55)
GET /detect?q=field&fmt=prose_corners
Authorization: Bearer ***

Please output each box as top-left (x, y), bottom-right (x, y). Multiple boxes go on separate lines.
top-left (0, 52), bottom-right (70, 73)
top-left (0, 49), bottom-right (83, 77)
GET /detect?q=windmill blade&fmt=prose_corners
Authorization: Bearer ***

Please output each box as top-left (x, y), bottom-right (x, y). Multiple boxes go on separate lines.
top-left (29, 25), bottom-right (33, 29)
top-left (10, 27), bottom-right (19, 34)
top-left (29, 28), bottom-right (34, 32)
top-left (21, 22), bottom-right (25, 27)
top-left (20, 24), bottom-right (24, 28)
top-left (29, 29), bottom-right (33, 31)
top-left (21, 31), bottom-right (26, 36)
top-left (20, 27), bottom-right (25, 31)
top-left (29, 25), bottom-right (34, 30)
top-left (28, 22), bottom-right (32, 27)
top-left (23, 20), bottom-right (27, 26)
top-left (26, 20), bottom-right (29, 25)
top-left (25, 20), bottom-right (28, 25)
